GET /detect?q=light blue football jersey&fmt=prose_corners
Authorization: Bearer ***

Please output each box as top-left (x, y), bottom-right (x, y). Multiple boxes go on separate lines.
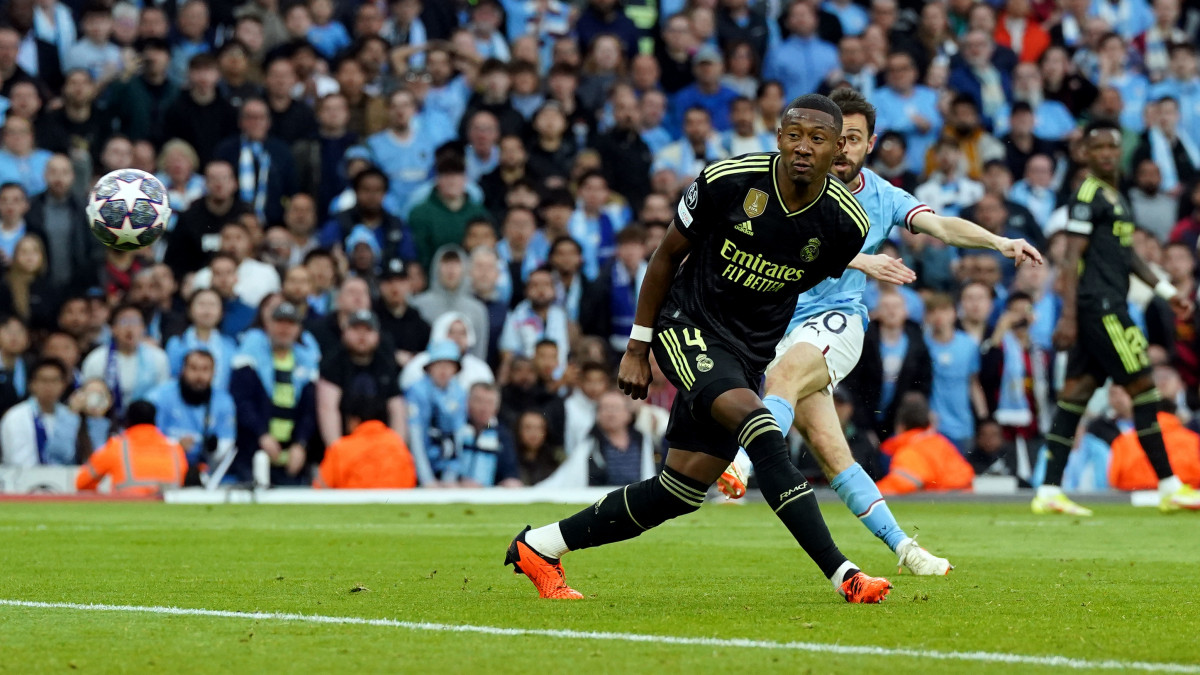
top-left (787, 168), bottom-right (931, 332)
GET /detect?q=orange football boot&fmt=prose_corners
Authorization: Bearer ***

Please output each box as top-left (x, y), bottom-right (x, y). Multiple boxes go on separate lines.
top-left (504, 526), bottom-right (584, 599)
top-left (839, 571), bottom-right (893, 603)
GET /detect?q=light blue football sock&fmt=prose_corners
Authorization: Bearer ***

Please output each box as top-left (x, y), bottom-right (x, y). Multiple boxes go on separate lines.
top-left (763, 394), bottom-right (795, 433)
top-left (831, 462), bottom-right (908, 553)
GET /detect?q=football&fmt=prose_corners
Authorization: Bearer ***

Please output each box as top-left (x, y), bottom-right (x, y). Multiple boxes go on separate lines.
top-left (86, 168), bottom-right (171, 251)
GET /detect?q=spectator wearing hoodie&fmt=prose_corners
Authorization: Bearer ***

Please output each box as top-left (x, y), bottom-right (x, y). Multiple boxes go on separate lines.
top-left (401, 312), bottom-right (495, 392)
top-left (410, 245), bottom-right (491, 360)
top-left (405, 339), bottom-right (469, 484)
top-left (344, 224), bottom-right (383, 287)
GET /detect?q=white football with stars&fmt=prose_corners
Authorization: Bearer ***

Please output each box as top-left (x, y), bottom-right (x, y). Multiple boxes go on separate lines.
top-left (86, 168), bottom-right (171, 251)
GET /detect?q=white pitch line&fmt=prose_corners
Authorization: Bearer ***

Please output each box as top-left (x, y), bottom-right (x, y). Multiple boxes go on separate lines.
top-left (1, 599), bottom-right (1198, 673)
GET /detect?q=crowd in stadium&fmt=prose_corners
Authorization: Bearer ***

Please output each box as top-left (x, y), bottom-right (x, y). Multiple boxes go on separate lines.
top-left (0, 0), bottom-right (1198, 492)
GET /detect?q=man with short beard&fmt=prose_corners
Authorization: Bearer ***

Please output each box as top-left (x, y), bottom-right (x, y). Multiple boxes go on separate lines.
top-left (147, 349), bottom-right (236, 480)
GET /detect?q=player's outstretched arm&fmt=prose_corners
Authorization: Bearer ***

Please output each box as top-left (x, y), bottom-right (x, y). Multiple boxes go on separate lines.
top-left (910, 212), bottom-right (1043, 267)
top-left (618, 222), bottom-right (693, 400)
top-left (1131, 252), bottom-right (1195, 320)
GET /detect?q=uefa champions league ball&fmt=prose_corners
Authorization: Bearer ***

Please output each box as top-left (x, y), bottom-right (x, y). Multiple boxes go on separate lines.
top-left (86, 168), bottom-right (171, 251)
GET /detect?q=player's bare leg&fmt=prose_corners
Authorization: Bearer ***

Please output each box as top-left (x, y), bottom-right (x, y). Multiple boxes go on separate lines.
top-left (510, 387), bottom-right (891, 603)
top-left (1034, 375), bottom-right (1099, 516)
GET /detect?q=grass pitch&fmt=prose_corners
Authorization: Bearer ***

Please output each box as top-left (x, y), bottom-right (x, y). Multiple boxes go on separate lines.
top-left (0, 499), bottom-right (1197, 674)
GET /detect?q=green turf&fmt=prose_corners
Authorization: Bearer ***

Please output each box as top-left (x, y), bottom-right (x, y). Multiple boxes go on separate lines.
top-left (0, 500), bottom-right (1197, 674)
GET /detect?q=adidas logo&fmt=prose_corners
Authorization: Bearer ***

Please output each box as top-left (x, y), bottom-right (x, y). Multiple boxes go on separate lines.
top-left (734, 221), bottom-right (754, 236)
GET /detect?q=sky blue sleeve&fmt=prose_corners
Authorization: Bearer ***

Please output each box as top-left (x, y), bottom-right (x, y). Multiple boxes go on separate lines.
top-left (885, 181), bottom-right (928, 234)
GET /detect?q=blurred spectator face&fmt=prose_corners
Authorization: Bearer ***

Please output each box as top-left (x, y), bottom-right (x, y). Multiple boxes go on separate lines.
top-left (42, 333), bottom-right (80, 370)
top-left (683, 109), bottom-right (712, 145)
top-left (355, 173), bottom-right (387, 213)
top-left (511, 36), bottom-right (539, 66)
top-left (30, 362), bottom-right (66, 407)
top-left (3, 117), bottom-right (34, 155)
top-left (1006, 296), bottom-right (1034, 337)
top-left (126, 271), bottom-right (163, 310)
top-left (509, 357), bottom-right (537, 387)
top-left (338, 278), bottom-right (371, 314)
top-left (690, 6), bottom-right (715, 43)
top-left (463, 221), bottom-right (497, 250)
top-left (510, 64), bottom-right (540, 95)
top-left (143, 44), bottom-right (171, 81)
top-left (611, 87), bottom-right (639, 130)
top-left (435, 168), bottom-right (467, 202)
top-left (977, 256), bottom-right (1002, 287)
top-left (285, 193), bottom-right (317, 236)
top-left (974, 420), bottom-right (1005, 456)
top-left (266, 59), bottom-right (298, 99)
top-left (546, 70), bottom-right (576, 102)
top-left (337, 58), bottom-right (368, 98)
top-left (1012, 260), bottom-right (1048, 296)
top-left (922, 1), bottom-right (948, 33)
top-left (187, 61), bottom-right (220, 98)
top-left (1099, 34), bottom-right (1128, 72)
top-left (469, 249), bottom-right (499, 296)
top-left (517, 411), bottom-right (548, 449)
top-left (210, 257), bottom-right (238, 298)
top-left (427, 359), bottom-right (457, 388)
top-left (284, 4), bottom-right (312, 37)
top-left (694, 55), bottom-right (722, 87)
top-left (8, 82), bottom-right (39, 121)
top-left (838, 37), bottom-right (866, 74)
top-left (758, 82), bottom-right (784, 123)
top-left (950, 101), bottom-right (981, 135)
top-left (1132, 228), bottom-right (1162, 265)
top-left (962, 31), bottom-right (994, 68)
top-left (1169, 46), bottom-right (1197, 79)
top-left (596, 391), bottom-right (632, 434)
top-left (639, 194), bottom-right (673, 224)
top-left (468, 386), bottom-right (500, 426)
top-left (506, 183), bottom-right (539, 211)
top-left (205, 162), bottom-right (237, 202)
top-left (616, 237), bottom-right (646, 270)
top-left (154, 264), bottom-right (177, 301)
top-left (307, 255), bottom-right (336, 292)
top-left (785, 2), bottom-right (818, 37)
top-left (0, 29), bottom-right (17, 72)
top-left (140, 7), bottom-right (169, 38)
top-left (63, 70), bottom-right (96, 108)
top-left (639, 90), bottom-right (667, 129)
top-left (44, 156), bottom-right (73, 198)
top-left (578, 175), bottom-right (608, 212)
top-left (437, 255), bottom-right (465, 291)
top-left (876, 291), bottom-right (907, 328)
top-left (1040, 46), bottom-right (1068, 83)
top-left (1013, 63), bottom-right (1043, 101)
top-left (935, 142), bottom-right (961, 175)
top-left (445, 319), bottom-right (470, 354)
top-left (221, 44), bottom-right (250, 82)
top-left (966, 5), bottom-right (995, 34)
top-left (162, 145), bottom-right (197, 186)
top-left (291, 45), bottom-right (319, 79)
top-left (975, 195), bottom-right (1008, 233)
top-left (132, 140), bottom-right (157, 173)
top-left (11, 236), bottom-right (41, 274)
top-left (220, 225), bottom-right (252, 262)
top-left (550, 240), bottom-right (583, 275)
top-left (1010, 107), bottom-right (1035, 137)
top-left (498, 136), bottom-right (526, 169)
top-left (580, 367), bottom-right (609, 401)
top-left (111, 308), bottom-right (144, 351)
top-left (282, 266), bottom-right (313, 305)
top-left (876, 134), bottom-right (906, 169)
top-left (317, 94), bottom-right (350, 132)
top-left (631, 54), bottom-right (659, 91)
top-left (982, 162), bottom-right (1013, 195)
top-left (0, 184), bottom-right (27, 224)
top-left (378, 273), bottom-right (411, 311)
top-left (730, 98), bottom-right (755, 136)
top-left (388, 90), bottom-right (416, 131)
top-left (178, 0), bottom-right (208, 39)
top-left (960, 283), bottom-right (993, 323)
top-left (1153, 364), bottom-right (1183, 401)
top-left (58, 299), bottom-right (89, 338)
top-left (468, 112), bottom-right (500, 154)
top-left (590, 35), bottom-right (622, 72)
top-left (1108, 384), bottom-right (1132, 418)
top-left (263, 226), bottom-right (292, 267)
top-left (885, 52), bottom-right (917, 92)
top-left (342, 323), bottom-right (379, 357)
top-left (503, 209), bottom-right (536, 248)
top-left (644, 223), bottom-right (666, 254)
top-left (1024, 155), bottom-right (1054, 188)
top-left (235, 17), bottom-right (264, 54)
top-left (1093, 86), bottom-right (1123, 120)
top-left (482, 67), bottom-right (512, 99)
top-left (663, 15), bottom-right (692, 52)
top-left (525, 270), bottom-right (555, 310)
top-left (871, 0), bottom-right (898, 29)
top-left (268, 314), bottom-right (302, 350)
top-left (533, 342), bottom-right (558, 379)
top-left (189, 290), bottom-right (222, 329)
top-left (426, 48), bottom-right (454, 85)
top-left (355, 3), bottom-right (383, 37)
top-left (239, 100), bottom-right (271, 141)
top-left (1163, 244), bottom-right (1195, 281)
top-left (82, 10), bottom-right (113, 43)
top-left (0, 317), bottom-right (26, 355)
top-left (182, 351), bottom-right (215, 393)
top-left (927, 302), bottom-right (956, 334)
top-left (1158, 98), bottom-right (1181, 133)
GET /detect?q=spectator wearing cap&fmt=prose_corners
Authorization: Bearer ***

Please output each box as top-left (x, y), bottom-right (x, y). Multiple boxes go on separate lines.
top-left (314, 394), bottom-right (417, 488)
top-left (652, 106), bottom-right (728, 194)
top-left (317, 308), bottom-right (407, 450)
top-left (106, 38), bottom-right (178, 146)
top-left (76, 400), bottom-right (187, 496)
top-left (64, 5), bottom-right (123, 87)
top-left (401, 311), bottom-right (496, 392)
top-left (411, 246), bottom-right (490, 358)
top-left (499, 267), bottom-right (569, 383)
top-left (764, 2), bottom-right (838, 101)
top-left (230, 300), bottom-right (319, 483)
top-left (146, 349), bottom-right (236, 478)
top-left (405, 338), bottom-right (468, 484)
top-left (213, 98), bottom-right (300, 225)
top-left (872, 51), bottom-right (943, 175)
top-left (165, 288), bottom-right (238, 392)
top-left (80, 304), bottom-right (170, 415)
top-left (345, 223), bottom-right (384, 284)
top-left (0, 357), bottom-right (79, 466)
top-left (407, 155), bottom-right (491, 271)
top-left (669, 45), bottom-right (740, 136)
top-left (191, 222), bottom-right (281, 308)
top-left (366, 90), bottom-right (436, 215)
top-left (163, 54), bottom-right (239, 166)
top-left (374, 258), bottom-right (431, 368)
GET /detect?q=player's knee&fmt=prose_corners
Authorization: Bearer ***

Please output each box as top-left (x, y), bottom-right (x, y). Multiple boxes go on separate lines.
top-left (765, 343), bottom-right (828, 400)
top-left (1123, 375), bottom-right (1155, 397)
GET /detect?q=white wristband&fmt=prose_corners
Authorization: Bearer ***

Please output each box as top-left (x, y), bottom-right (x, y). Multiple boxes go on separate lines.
top-left (1155, 280), bottom-right (1179, 301)
top-left (630, 324), bottom-right (654, 343)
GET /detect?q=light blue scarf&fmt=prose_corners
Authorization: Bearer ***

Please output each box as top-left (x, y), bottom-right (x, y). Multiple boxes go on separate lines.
top-left (1149, 126), bottom-right (1200, 193)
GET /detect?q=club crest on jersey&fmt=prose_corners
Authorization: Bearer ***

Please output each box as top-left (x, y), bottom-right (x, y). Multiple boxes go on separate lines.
top-left (800, 238), bottom-right (821, 262)
top-left (743, 189), bottom-right (768, 218)
top-left (685, 181), bottom-right (699, 209)
top-left (696, 353), bottom-right (714, 372)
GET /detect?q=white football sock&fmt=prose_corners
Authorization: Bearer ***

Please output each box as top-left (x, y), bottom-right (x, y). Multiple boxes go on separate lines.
top-left (1036, 484), bottom-right (1063, 500)
top-left (525, 523), bottom-right (569, 559)
top-left (1159, 475), bottom-right (1183, 498)
top-left (830, 560), bottom-right (857, 591)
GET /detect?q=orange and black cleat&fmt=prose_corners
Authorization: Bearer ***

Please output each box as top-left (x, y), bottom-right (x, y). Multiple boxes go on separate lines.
top-left (839, 571), bottom-right (893, 604)
top-left (504, 526), bottom-right (584, 599)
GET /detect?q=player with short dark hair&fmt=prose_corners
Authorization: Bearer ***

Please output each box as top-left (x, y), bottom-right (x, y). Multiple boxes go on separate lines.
top-left (506, 94), bottom-right (893, 603)
top-left (1035, 119), bottom-right (1200, 515)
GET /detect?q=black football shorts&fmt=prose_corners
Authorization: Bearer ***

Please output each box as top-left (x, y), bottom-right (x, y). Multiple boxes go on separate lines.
top-left (1066, 308), bottom-right (1151, 386)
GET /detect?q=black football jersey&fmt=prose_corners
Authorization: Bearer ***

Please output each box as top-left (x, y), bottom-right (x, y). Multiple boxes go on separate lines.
top-left (664, 152), bottom-right (870, 371)
top-left (1065, 174), bottom-right (1136, 312)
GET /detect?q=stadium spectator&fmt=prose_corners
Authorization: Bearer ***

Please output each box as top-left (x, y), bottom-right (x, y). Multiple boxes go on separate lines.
top-left (846, 291), bottom-right (932, 440)
top-left (0, 357), bottom-right (78, 466)
top-left (1133, 96), bottom-right (1199, 195)
top-left (164, 161), bottom-right (249, 276)
top-left (317, 308), bottom-right (405, 446)
top-left (980, 291), bottom-right (1052, 446)
top-left (75, 399), bottom-right (186, 495)
top-left (595, 85), bottom-right (652, 211)
top-left (652, 106), bottom-right (727, 194)
top-left (563, 360), bottom-right (611, 455)
top-left (869, 131), bottom-right (919, 194)
top-left (499, 267), bottom-right (569, 383)
top-left (1128, 160), bottom-right (1180, 239)
top-left (873, 51), bottom-right (942, 174)
top-left (467, 245), bottom-right (507, 367)
top-left (262, 56), bottom-right (317, 145)
top-left (669, 45), bottom-right (740, 136)
top-left (164, 289), bottom-right (237, 392)
top-left (314, 393), bottom-right (416, 488)
top-left (540, 390), bottom-right (656, 487)
top-left (373, 258), bottom-right (430, 368)
top-left (1009, 154), bottom-right (1058, 228)
top-left (924, 293), bottom-right (988, 454)
top-left (411, 246), bottom-right (489, 355)
top-left (147, 349), bottom-right (236, 479)
top-left (163, 55), bottom-right (238, 167)
top-left (927, 95), bottom-right (1005, 180)
top-left (876, 392), bottom-right (976, 494)
top-left (765, 2), bottom-right (838, 101)
top-left (212, 98), bottom-right (298, 225)
top-left (80, 304), bottom-right (169, 415)
top-left (450, 382), bottom-right (521, 487)
top-left (915, 136), bottom-right (986, 218)
top-left (202, 253), bottom-right (255, 338)
top-left (0, 235), bottom-right (55, 331)
top-left (319, 167), bottom-right (415, 263)
top-left (127, 267), bottom-right (186, 345)
top-left (514, 408), bottom-right (565, 485)
top-left (401, 312), bottom-right (495, 392)
top-left (0, 118), bottom-right (51, 196)
top-left (64, 5), bottom-right (122, 87)
top-left (192, 222), bottom-right (281, 308)
top-left (405, 339), bottom-right (467, 484)
top-left (408, 155), bottom-right (490, 271)
top-left (949, 30), bottom-right (1014, 128)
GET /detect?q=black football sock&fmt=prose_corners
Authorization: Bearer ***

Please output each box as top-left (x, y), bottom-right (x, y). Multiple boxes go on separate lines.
top-left (1132, 389), bottom-right (1175, 480)
top-left (737, 409), bottom-right (850, 581)
top-left (1041, 401), bottom-right (1086, 487)
top-left (556, 466), bottom-right (708, 552)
